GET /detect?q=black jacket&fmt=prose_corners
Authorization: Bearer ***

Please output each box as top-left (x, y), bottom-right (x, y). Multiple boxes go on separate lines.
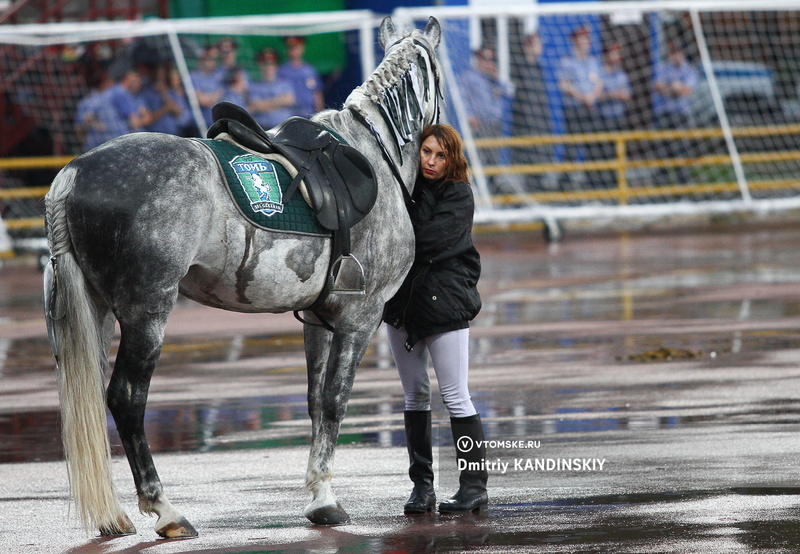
top-left (384, 178), bottom-right (481, 350)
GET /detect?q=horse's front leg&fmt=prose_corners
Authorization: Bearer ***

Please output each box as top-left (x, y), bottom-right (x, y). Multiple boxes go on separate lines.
top-left (302, 322), bottom-right (342, 523)
top-left (108, 315), bottom-right (198, 539)
top-left (303, 313), bottom-right (380, 525)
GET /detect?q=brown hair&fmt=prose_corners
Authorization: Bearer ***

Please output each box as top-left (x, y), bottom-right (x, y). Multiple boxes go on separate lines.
top-left (419, 124), bottom-right (470, 183)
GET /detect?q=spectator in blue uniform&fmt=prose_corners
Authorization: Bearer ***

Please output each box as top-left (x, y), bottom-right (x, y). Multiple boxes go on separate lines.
top-left (169, 66), bottom-right (198, 137)
top-left (653, 41), bottom-right (698, 123)
top-left (221, 66), bottom-right (248, 108)
top-left (652, 40), bottom-right (699, 184)
top-left (558, 26), bottom-right (603, 186)
top-left (248, 47), bottom-right (295, 130)
top-left (106, 62), bottom-right (152, 133)
top-left (139, 63), bottom-right (184, 135)
top-left (278, 35), bottom-right (323, 118)
top-left (459, 46), bottom-right (511, 173)
top-left (190, 45), bottom-right (224, 128)
top-left (598, 42), bottom-right (631, 127)
top-left (217, 37), bottom-right (249, 93)
top-left (76, 63), bottom-right (129, 151)
top-left (597, 42), bottom-right (631, 187)
top-left (461, 46), bottom-right (510, 139)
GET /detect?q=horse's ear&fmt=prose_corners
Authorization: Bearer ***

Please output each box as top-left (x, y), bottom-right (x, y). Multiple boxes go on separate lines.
top-left (423, 17), bottom-right (441, 49)
top-left (378, 16), bottom-right (398, 50)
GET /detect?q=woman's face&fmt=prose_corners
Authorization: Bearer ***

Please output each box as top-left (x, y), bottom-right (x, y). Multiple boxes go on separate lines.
top-left (419, 135), bottom-right (448, 182)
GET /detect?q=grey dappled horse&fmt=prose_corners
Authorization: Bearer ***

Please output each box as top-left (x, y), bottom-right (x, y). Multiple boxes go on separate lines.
top-left (43, 16), bottom-right (441, 538)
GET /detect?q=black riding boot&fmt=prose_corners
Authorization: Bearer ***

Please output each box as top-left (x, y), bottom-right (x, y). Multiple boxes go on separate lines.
top-left (439, 413), bottom-right (488, 514)
top-left (403, 410), bottom-right (436, 514)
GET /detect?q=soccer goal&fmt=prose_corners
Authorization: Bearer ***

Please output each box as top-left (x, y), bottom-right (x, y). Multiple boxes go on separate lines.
top-left (0, 11), bottom-right (376, 250)
top-left (394, 1), bottom-right (800, 234)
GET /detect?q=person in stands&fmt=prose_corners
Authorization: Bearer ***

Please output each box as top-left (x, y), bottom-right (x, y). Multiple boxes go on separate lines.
top-left (248, 47), bottom-right (295, 130)
top-left (278, 35), bottom-right (324, 118)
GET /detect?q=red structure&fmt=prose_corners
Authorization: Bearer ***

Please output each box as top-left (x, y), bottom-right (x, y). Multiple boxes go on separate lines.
top-left (0, 0), bottom-right (169, 25)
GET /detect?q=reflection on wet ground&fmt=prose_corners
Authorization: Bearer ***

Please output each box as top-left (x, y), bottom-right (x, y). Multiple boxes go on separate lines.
top-left (5, 225), bottom-right (800, 468)
top-left (7, 221), bottom-right (800, 552)
top-left (5, 329), bottom-right (800, 465)
top-left (365, 489), bottom-right (800, 552)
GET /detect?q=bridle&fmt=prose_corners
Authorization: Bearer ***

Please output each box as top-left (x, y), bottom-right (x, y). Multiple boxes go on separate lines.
top-left (349, 35), bottom-right (441, 208)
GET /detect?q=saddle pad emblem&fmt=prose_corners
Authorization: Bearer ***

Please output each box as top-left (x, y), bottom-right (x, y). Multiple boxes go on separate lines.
top-left (195, 137), bottom-right (327, 236)
top-left (230, 155), bottom-right (284, 216)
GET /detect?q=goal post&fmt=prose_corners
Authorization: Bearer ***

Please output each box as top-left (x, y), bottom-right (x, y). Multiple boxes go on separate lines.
top-left (0, 11), bottom-right (377, 142)
top-left (394, 1), bottom-right (800, 229)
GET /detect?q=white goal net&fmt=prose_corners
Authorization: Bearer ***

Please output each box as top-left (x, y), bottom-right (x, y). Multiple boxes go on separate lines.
top-left (396, 1), bottom-right (800, 232)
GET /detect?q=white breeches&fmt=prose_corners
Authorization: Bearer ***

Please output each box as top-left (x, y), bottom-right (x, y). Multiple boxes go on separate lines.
top-left (387, 325), bottom-right (477, 418)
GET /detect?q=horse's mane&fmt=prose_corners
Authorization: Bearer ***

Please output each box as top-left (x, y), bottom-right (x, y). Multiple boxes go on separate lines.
top-left (342, 30), bottom-right (440, 158)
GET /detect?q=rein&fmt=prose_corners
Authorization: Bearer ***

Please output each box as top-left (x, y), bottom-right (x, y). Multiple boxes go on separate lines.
top-left (349, 36), bottom-right (442, 210)
top-left (349, 107), bottom-right (414, 209)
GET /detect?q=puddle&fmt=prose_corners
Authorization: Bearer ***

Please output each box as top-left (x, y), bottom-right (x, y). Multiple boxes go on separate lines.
top-left (4, 326), bottom-right (800, 464)
top-left (198, 489), bottom-right (800, 552)
top-left (6, 226), bottom-right (800, 467)
top-left (5, 380), bottom-right (800, 464)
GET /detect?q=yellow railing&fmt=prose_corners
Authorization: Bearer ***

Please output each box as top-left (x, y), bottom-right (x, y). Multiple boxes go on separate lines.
top-left (0, 156), bottom-right (75, 170)
top-left (2, 124), bottom-right (800, 232)
top-left (474, 123), bottom-right (800, 205)
top-left (0, 158), bottom-right (73, 239)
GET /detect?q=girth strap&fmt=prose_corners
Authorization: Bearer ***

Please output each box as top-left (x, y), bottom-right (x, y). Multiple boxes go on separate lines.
top-left (283, 148), bottom-right (320, 207)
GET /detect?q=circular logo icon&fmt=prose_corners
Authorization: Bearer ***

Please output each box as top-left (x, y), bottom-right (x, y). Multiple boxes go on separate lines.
top-left (456, 436), bottom-right (474, 453)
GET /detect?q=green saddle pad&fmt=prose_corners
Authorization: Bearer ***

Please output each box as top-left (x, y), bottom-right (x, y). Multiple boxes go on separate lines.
top-left (197, 138), bottom-right (329, 236)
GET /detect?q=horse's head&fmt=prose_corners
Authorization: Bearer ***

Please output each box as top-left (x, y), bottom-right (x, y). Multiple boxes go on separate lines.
top-left (378, 16), bottom-right (441, 55)
top-left (376, 16), bottom-right (442, 130)
top-left (344, 16), bottom-right (443, 150)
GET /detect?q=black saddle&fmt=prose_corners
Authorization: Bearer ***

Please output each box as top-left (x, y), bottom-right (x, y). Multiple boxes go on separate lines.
top-left (208, 102), bottom-right (378, 328)
top-left (208, 102), bottom-right (376, 234)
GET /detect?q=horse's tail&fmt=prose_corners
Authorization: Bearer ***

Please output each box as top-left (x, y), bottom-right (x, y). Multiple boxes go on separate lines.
top-left (45, 165), bottom-right (125, 533)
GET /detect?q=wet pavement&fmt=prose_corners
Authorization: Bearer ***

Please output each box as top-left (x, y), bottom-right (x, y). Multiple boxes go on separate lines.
top-left (4, 222), bottom-right (800, 552)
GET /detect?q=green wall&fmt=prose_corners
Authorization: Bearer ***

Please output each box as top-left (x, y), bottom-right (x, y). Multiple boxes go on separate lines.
top-left (170, 0), bottom-right (347, 75)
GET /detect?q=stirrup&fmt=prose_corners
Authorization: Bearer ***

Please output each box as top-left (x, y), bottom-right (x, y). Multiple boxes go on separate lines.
top-left (330, 254), bottom-right (366, 295)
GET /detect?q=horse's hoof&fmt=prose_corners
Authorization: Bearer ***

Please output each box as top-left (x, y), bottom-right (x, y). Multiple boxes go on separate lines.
top-left (99, 513), bottom-right (137, 535)
top-left (155, 517), bottom-right (198, 539)
top-left (306, 503), bottom-right (351, 526)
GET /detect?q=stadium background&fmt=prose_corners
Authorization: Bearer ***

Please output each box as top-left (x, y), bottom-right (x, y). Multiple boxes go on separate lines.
top-left (1, 0), bottom-right (800, 254)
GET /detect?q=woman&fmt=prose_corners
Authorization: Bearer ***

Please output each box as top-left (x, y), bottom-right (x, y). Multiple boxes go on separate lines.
top-left (384, 124), bottom-right (486, 515)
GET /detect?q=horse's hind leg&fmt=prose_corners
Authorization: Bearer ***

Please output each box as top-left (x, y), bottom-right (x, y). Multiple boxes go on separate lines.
top-left (303, 312), bottom-right (382, 525)
top-left (107, 312), bottom-right (198, 539)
